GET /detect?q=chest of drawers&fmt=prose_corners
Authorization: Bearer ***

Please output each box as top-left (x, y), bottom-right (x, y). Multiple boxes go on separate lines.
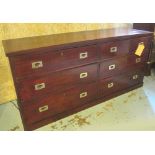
top-left (3, 28), bottom-right (153, 130)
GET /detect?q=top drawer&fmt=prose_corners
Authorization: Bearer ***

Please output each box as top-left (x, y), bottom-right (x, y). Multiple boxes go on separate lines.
top-left (11, 45), bottom-right (99, 79)
top-left (129, 36), bottom-right (152, 57)
top-left (99, 40), bottom-right (130, 60)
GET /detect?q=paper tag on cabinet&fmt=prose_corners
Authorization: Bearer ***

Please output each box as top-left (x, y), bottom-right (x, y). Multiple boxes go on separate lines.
top-left (134, 43), bottom-right (145, 56)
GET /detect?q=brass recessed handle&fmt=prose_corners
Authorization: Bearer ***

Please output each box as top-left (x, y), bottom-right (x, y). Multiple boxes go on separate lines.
top-left (80, 92), bottom-right (87, 98)
top-left (80, 72), bottom-right (88, 79)
top-left (32, 61), bottom-right (43, 69)
top-left (108, 82), bottom-right (114, 88)
top-left (109, 64), bottom-right (116, 70)
top-left (136, 58), bottom-right (141, 63)
top-left (80, 52), bottom-right (88, 59)
top-left (35, 83), bottom-right (45, 90)
top-left (133, 74), bottom-right (139, 80)
top-left (110, 47), bottom-right (117, 53)
top-left (39, 105), bottom-right (48, 112)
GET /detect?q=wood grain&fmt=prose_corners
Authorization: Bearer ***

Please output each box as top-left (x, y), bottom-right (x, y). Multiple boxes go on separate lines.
top-left (3, 28), bottom-right (153, 56)
top-left (3, 28), bottom-right (153, 130)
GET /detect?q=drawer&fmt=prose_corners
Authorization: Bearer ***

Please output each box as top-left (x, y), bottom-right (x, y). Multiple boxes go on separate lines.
top-left (99, 40), bottom-right (130, 60)
top-left (11, 45), bottom-right (99, 78)
top-left (99, 57), bottom-right (128, 79)
top-left (21, 83), bottom-right (98, 124)
top-left (99, 69), bottom-right (144, 97)
top-left (129, 36), bottom-right (152, 56)
top-left (127, 55), bottom-right (148, 66)
top-left (18, 64), bottom-right (98, 102)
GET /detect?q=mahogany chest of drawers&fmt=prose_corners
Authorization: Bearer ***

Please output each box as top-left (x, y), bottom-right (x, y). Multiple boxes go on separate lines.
top-left (3, 28), bottom-right (153, 130)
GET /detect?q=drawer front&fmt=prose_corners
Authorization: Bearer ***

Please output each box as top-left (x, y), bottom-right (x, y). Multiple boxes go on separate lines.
top-left (130, 36), bottom-right (152, 57)
top-left (18, 64), bottom-right (98, 102)
top-left (12, 45), bottom-right (99, 78)
top-left (99, 69), bottom-right (144, 97)
top-left (99, 40), bottom-right (130, 60)
top-left (127, 55), bottom-right (148, 66)
top-left (21, 83), bottom-right (98, 124)
top-left (99, 57), bottom-right (128, 79)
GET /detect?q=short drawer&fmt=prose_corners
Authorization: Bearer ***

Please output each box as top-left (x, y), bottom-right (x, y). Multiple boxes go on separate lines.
top-left (21, 83), bottom-right (98, 124)
top-left (99, 40), bottom-right (130, 60)
top-left (18, 64), bottom-right (98, 102)
top-left (11, 45), bottom-right (99, 78)
top-left (99, 69), bottom-right (144, 97)
top-left (127, 55), bottom-right (148, 66)
top-left (99, 57), bottom-right (128, 79)
top-left (129, 36), bottom-right (152, 56)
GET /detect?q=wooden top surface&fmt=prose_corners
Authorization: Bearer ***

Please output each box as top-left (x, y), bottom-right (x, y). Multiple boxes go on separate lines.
top-left (2, 28), bottom-right (153, 56)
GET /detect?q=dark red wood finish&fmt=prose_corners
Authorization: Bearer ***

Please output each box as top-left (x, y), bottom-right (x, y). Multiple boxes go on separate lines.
top-left (99, 56), bottom-right (128, 79)
top-left (3, 28), bottom-right (153, 56)
top-left (11, 45), bottom-right (99, 79)
top-left (3, 28), bottom-right (153, 130)
top-left (21, 82), bottom-right (98, 125)
top-left (99, 40), bottom-right (130, 60)
top-left (133, 24), bottom-right (155, 75)
top-left (24, 83), bottom-right (143, 131)
top-left (18, 64), bottom-right (98, 102)
top-left (99, 67), bottom-right (144, 97)
top-left (129, 36), bottom-right (152, 56)
top-left (127, 55), bottom-right (147, 66)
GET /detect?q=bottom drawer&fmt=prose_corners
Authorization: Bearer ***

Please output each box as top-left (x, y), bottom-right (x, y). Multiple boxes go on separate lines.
top-left (99, 69), bottom-right (144, 97)
top-left (21, 82), bottom-right (98, 124)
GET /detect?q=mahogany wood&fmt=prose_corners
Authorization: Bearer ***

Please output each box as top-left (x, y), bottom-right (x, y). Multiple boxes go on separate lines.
top-left (21, 82), bottom-right (98, 125)
top-left (99, 40), bottom-right (130, 60)
top-left (3, 28), bottom-right (153, 130)
top-left (10, 45), bottom-right (99, 79)
top-left (17, 64), bottom-right (98, 102)
top-left (25, 83), bottom-right (143, 131)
